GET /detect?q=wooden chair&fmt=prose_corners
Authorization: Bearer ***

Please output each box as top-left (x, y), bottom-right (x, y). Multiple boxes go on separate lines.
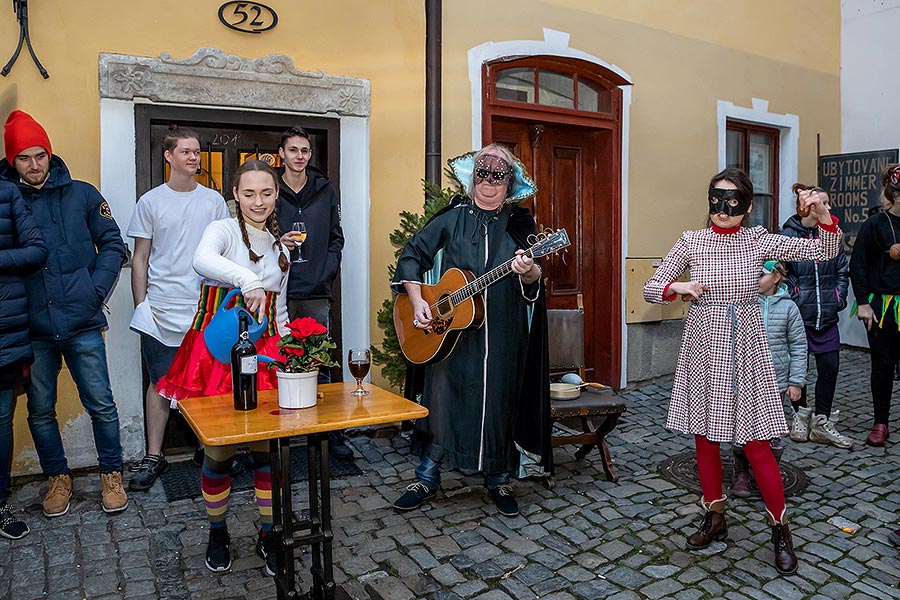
top-left (547, 295), bottom-right (626, 483)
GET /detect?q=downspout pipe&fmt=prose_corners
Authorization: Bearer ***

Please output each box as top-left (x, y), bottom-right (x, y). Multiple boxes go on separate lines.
top-left (425, 0), bottom-right (442, 185)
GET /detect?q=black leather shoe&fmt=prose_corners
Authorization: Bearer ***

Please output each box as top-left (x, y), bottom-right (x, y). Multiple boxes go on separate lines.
top-left (488, 484), bottom-right (519, 517)
top-left (393, 482), bottom-right (437, 511)
top-left (329, 431), bottom-right (353, 460)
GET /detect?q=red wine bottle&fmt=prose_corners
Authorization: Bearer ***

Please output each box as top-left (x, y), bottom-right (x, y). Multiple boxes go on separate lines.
top-left (231, 313), bottom-right (258, 411)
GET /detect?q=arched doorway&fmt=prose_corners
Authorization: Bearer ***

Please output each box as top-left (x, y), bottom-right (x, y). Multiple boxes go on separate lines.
top-left (482, 56), bottom-right (629, 386)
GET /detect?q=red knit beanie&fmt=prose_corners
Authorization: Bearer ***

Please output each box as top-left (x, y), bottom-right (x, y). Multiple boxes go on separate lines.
top-left (4, 110), bottom-right (52, 165)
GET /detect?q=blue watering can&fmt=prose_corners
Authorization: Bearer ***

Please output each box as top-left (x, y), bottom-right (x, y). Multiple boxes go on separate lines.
top-left (203, 289), bottom-right (276, 365)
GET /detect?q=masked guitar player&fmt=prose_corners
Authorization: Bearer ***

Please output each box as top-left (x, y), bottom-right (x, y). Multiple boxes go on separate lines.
top-left (391, 144), bottom-right (552, 518)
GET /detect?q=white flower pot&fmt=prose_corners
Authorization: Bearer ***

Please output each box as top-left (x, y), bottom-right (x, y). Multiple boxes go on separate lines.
top-left (276, 370), bottom-right (318, 409)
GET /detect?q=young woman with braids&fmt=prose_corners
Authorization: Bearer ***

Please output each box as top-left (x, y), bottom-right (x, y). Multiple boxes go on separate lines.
top-left (156, 159), bottom-right (289, 576)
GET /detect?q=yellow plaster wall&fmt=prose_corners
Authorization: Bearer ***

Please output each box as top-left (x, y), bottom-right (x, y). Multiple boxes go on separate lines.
top-left (441, 0), bottom-right (841, 259)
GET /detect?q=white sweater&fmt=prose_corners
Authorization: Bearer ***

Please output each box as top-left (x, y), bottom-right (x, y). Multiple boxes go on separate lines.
top-left (193, 218), bottom-right (289, 336)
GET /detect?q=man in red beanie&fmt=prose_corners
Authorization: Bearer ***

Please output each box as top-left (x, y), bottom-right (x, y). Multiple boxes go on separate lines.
top-left (0, 110), bottom-right (128, 517)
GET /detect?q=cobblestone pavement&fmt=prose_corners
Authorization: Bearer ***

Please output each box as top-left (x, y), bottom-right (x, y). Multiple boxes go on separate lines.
top-left (2, 348), bottom-right (899, 600)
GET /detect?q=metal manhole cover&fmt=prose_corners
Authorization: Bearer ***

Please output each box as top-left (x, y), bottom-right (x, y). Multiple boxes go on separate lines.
top-left (658, 451), bottom-right (809, 498)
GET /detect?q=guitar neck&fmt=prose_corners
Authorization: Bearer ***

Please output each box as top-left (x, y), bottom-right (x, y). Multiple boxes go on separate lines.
top-left (450, 249), bottom-right (534, 304)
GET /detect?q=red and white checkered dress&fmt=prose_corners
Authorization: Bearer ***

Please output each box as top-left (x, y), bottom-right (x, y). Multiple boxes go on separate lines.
top-left (644, 223), bottom-right (842, 444)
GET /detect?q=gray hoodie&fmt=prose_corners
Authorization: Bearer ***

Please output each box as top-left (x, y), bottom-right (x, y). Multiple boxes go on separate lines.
top-left (758, 284), bottom-right (807, 392)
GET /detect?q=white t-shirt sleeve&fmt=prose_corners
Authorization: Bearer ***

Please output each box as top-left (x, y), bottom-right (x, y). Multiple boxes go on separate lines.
top-left (126, 194), bottom-right (154, 239)
top-left (212, 191), bottom-right (229, 220)
top-left (193, 221), bottom-right (264, 292)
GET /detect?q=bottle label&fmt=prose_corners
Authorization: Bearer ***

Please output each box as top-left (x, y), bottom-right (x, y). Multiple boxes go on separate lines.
top-left (241, 356), bottom-right (258, 374)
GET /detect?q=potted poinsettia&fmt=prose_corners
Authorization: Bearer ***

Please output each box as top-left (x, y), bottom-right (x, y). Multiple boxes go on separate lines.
top-left (270, 317), bottom-right (338, 409)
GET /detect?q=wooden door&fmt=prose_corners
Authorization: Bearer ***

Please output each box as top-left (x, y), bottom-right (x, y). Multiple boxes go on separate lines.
top-left (491, 117), bottom-right (620, 385)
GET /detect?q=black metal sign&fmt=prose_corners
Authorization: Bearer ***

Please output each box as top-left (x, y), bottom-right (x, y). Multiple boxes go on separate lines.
top-left (218, 2), bottom-right (278, 34)
top-left (820, 149), bottom-right (899, 254)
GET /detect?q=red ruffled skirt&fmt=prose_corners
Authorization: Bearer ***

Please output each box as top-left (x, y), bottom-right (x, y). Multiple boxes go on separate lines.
top-left (157, 284), bottom-right (281, 401)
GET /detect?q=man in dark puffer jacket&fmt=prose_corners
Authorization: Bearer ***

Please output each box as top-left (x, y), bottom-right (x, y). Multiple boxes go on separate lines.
top-left (0, 180), bottom-right (47, 539)
top-left (781, 193), bottom-right (852, 450)
top-left (0, 110), bottom-right (128, 517)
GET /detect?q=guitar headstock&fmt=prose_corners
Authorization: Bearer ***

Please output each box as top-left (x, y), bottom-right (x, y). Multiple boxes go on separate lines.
top-left (529, 229), bottom-right (570, 258)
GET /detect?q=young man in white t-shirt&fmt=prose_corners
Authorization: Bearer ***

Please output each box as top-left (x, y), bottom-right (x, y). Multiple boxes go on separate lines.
top-left (127, 127), bottom-right (228, 491)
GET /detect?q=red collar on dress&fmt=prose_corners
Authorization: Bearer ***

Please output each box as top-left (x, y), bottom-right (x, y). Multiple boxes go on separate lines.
top-left (711, 223), bottom-right (741, 235)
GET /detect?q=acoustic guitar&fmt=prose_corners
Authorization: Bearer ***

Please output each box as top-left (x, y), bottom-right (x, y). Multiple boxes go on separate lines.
top-left (394, 229), bottom-right (570, 365)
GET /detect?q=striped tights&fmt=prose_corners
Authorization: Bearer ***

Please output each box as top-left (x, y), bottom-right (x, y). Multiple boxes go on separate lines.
top-left (201, 441), bottom-right (272, 531)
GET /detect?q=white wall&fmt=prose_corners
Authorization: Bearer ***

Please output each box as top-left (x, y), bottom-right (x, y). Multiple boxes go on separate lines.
top-left (840, 0), bottom-right (900, 347)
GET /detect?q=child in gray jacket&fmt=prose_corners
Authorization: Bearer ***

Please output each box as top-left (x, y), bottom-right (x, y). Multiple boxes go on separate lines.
top-left (731, 260), bottom-right (807, 497)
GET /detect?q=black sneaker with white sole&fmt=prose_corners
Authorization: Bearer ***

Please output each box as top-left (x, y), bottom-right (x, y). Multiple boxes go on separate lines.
top-left (0, 504), bottom-right (29, 540)
top-left (205, 527), bottom-right (231, 572)
top-left (128, 454), bottom-right (169, 491)
top-left (255, 530), bottom-right (278, 576)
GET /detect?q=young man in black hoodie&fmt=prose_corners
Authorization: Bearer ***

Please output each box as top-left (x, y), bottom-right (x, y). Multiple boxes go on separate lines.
top-left (275, 127), bottom-right (350, 458)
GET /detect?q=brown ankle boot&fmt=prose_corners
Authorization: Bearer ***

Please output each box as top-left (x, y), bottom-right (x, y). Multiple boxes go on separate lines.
top-left (730, 448), bottom-right (751, 498)
top-left (686, 497), bottom-right (727, 549)
top-left (767, 509), bottom-right (798, 574)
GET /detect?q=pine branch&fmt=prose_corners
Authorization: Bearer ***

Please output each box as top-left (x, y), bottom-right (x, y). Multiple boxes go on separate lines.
top-left (371, 175), bottom-right (460, 393)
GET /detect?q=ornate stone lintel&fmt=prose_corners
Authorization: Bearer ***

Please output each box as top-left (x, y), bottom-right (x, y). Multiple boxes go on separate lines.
top-left (98, 47), bottom-right (370, 117)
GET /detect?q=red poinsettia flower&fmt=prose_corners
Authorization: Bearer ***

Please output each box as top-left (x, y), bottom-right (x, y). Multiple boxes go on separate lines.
top-left (270, 317), bottom-right (338, 373)
top-left (286, 316), bottom-right (328, 340)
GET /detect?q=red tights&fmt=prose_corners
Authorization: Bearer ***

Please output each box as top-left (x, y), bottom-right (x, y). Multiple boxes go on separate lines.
top-left (694, 435), bottom-right (785, 520)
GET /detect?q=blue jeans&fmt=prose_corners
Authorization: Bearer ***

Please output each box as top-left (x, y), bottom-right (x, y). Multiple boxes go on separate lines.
top-left (0, 388), bottom-right (13, 505)
top-left (26, 329), bottom-right (123, 476)
top-left (414, 454), bottom-right (510, 491)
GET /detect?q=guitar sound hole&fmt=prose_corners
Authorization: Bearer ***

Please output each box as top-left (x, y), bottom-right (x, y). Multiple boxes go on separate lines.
top-left (435, 295), bottom-right (454, 318)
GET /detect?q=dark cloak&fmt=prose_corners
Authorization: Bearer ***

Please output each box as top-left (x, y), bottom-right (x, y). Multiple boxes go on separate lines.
top-left (394, 196), bottom-right (552, 476)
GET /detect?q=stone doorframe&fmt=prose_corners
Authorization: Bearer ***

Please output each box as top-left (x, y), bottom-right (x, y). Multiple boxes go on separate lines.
top-left (97, 47), bottom-right (371, 392)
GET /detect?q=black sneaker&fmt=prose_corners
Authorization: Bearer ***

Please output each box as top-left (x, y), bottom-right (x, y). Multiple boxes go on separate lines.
top-left (205, 528), bottom-right (231, 572)
top-left (328, 431), bottom-right (353, 460)
top-left (889, 528), bottom-right (900, 547)
top-left (128, 454), bottom-right (169, 491)
top-left (255, 530), bottom-right (278, 576)
top-left (393, 481), bottom-right (437, 511)
top-left (0, 504), bottom-right (29, 540)
top-left (488, 484), bottom-right (519, 517)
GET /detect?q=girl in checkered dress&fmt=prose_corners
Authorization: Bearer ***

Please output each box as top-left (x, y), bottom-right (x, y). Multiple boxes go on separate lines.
top-left (644, 168), bottom-right (841, 575)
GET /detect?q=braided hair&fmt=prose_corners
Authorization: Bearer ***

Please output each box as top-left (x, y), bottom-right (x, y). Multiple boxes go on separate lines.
top-left (882, 163), bottom-right (900, 204)
top-left (233, 159), bottom-right (287, 271)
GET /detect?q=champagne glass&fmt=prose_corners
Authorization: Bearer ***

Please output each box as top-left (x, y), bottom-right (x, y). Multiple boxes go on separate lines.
top-left (291, 221), bottom-right (308, 263)
top-left (348, 348), bottom-right (371, 396)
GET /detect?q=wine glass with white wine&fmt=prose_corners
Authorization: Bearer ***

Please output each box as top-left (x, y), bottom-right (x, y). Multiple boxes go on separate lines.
top-left (291, 220), bottom-right (308, 263)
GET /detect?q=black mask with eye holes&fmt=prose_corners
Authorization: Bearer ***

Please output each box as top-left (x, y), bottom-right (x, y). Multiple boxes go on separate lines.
top-left (708, 187), bottom-right (752, 216)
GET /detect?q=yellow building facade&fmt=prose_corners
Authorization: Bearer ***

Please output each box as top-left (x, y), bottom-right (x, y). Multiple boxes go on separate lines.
top-left (0, 0), bottom-right (840, 473)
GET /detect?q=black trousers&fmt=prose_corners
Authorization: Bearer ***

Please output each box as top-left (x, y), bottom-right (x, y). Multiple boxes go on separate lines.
top-left (797, 350), bottom-right (840, 417)
top-left (867, 325), bottom-right (900, 425)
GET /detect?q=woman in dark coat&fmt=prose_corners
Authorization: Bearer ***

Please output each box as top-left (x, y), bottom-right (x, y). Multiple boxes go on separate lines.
top-left (781, 187), bottom-right (852, 449)
top-left (391, 144), bottom-right (550, 518)
top-left (0, 181), bottom-right (47, 539)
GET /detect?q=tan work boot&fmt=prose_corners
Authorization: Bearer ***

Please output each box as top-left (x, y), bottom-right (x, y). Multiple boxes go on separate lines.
top-left (686, 496), bottom-right (727, 549)
top-left (100, 472), bottom-right (128, 513)
top-left (42, 473), bottom-right (73, 517)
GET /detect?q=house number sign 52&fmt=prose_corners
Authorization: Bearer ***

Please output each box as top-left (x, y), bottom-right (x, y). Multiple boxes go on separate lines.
top-left (218, 2), bottom-right (278, 34)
